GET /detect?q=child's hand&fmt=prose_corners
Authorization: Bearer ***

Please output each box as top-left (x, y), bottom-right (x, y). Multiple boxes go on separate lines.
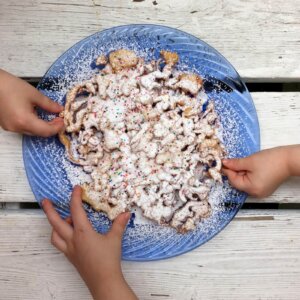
top-left (222, 147), bottom-right (291, 198)
top-left (0, 69), bottom-right (64, 137)
top-left (42, 186), bottom-right (137, 300)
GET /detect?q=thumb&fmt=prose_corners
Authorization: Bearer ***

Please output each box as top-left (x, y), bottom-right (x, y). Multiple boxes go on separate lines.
top-left (25, 116), bottom-right (64, 137)
top-left (109, 212), bottom-right (131, 239)
top-left (222, 168), bottom-right (249, 192)
top-left (34, 94), bottom-right (63, 113)
top-left (222, 157), bottom-right (249, 171)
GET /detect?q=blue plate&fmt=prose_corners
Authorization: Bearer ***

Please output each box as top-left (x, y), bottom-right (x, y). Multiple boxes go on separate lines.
top-left (23, 24), bottom-right (260, 261)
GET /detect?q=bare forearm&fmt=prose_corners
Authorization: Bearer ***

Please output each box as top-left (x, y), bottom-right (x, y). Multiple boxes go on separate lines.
top-left (91, 275), bottom-right (138, 300)
top-left (0, 69), bottom-right (10, 96)
top-left (285, 145), bottom-right (300, 176)
top-left (0, 69), bottom-right (15, 91)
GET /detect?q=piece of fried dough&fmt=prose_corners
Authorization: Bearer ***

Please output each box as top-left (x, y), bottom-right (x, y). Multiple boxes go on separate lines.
top-left (160, 50), bottom-right (179, 65)
top-left (58, 132), bottom-right (81, 165)
top-left (109, 49), bottom-right (138, 72)
top-left (177, 73), bottom-right (203, 95)
top-left (81, 184), bottom-right (129, 220)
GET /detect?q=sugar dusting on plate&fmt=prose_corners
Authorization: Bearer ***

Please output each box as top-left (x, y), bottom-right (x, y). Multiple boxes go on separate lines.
top-left (33, 28), bottom-right (251, 260)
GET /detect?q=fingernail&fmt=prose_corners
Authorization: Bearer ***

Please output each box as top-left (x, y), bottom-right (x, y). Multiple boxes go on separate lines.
top-left (41, 199), bottom-right (47, 208)
top-left (51, 118), bottom-right (64, 129)
top-left (123, 212), bottom-right (131, 221)
top-left (53, 117), bottom-right (63, 123)
top-left (55, 102), bottom-right (63, 108)
top-left (74, 185), bottom-right (81, 191)
top-left (49, 118), bottom-right (59, 125)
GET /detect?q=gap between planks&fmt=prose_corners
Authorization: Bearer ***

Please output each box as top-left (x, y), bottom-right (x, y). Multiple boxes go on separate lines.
top-left (1, 0), bottom-right (300, 80)
top-left (0, 209), bottom-right (299, 300)
top-left (0, 92), bottom-right (300, 204)
top-left (21, 78), bottom-right (300, 92)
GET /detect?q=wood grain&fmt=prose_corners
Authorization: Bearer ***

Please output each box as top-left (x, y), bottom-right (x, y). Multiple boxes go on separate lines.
top-left (1, 92), bottom-right (299, 204)
top-left (0, 209), bottom-right (299, 299)
top-left (1, 2), bottom-right (299, 299)
top-left (0, 0), bottom-right (299, 80)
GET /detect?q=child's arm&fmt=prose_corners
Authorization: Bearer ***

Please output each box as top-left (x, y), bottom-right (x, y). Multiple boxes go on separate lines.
top-left (0, 69), bottom-right (64, 136)
top-left (43, 186), bottom-right (138, 300)
top-left (222, 145), bottom-right (300, 198)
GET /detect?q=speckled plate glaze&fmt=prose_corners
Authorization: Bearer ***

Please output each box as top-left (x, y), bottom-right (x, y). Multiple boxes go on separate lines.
top-left (23, 25), bottom-right (260, 261)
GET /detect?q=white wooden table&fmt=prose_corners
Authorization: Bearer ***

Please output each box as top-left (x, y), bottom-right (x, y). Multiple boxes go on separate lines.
top-left (0, 1), bottom-right (300, 299)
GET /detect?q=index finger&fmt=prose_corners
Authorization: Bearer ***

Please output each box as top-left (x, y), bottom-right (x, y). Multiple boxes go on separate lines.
top-left (42, 199), bottom-right (73, 241)
top-left (33, 93), bottom-right (64, 114)
top-left (70, 186), bottom-right (93, 230)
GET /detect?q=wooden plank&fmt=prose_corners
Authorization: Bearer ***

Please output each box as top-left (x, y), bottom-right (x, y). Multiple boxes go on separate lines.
top-left (257, 92), bottom-right (300, 149)
top-left (0, 209), bottom-right (299, 299)
top-left (0, 0), bottom-right (299, 80)
top-left (0, 132), bottom-right (32, 203)
top-left (248, 176), bottom-right (300, 204)
top-left (0, 92), bottom-right (300, 203)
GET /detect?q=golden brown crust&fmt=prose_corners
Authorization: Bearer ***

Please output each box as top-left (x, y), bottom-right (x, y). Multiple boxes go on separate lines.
top-left (183, 107), bottom-right (193, 117)
top-left (57, 49), bottom-right (222, 230)
top-left (65, 85), bottom-right (82, 119)
top-left (108, 49), bottom-right (138, 72)
top-left (176, 73), bottom-right (203, 95)
top-left (58, 131), bottom-right (80, 164)
top-left (58, 131), bottom-right (70, 149)
top-left (178, 73), bottom-right (203, 86)
top-left (81, 186), bottom-right (97, 208)
top-left (176, 99), bottom-right (185, 106)
top-left (96, 54), bottom-right (108, 66)
top-left (160, 50), bottom-right (179, 65)
top-left (81, 185), bottom-right (129, 220)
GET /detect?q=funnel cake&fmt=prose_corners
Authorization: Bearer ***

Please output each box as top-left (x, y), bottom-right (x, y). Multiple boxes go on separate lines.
top-left (59, 49), bottom-right (225, 232)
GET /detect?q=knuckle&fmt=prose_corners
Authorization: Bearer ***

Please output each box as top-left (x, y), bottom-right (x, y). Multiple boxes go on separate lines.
top-left (1, 121), bottom-right (16, 132)
top-left (39, 125), bottom-right (54, 137)
top-left (50, 235), bottom-right (56, 246)
top-left (235, 158), bottom-right (242, 167)
top-left (111, 235), bottom-right (122, 246)
top-left (251, 190), bottom-right (259, 197)
top-left (41, 94), bottom-right (50, 103)
top-left (43, 95), bottom-right (55, 106)
top-left (66, 238), bottom-right (74, 249)
top-left (111, 227), bottom-right (123, 238)
top-left (15, 116), bottom-right (26, 129)
top-left (1, 123), bottom-right (9, 131)
top-left (74, 227), bottom-right (86, 239)
top-left (252, 185), bottom-right (265, 198)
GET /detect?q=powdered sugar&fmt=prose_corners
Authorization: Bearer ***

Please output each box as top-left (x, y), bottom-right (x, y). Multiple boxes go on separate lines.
top-left (58, 49), bottom-right (229, 232)
top-left (42, 48), bottom-right (244, 228)
top-left (28, 25), bottom-right (259, 259)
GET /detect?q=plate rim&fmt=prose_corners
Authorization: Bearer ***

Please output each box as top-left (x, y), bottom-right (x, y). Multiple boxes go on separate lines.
top-left (22, 24), bottom-right (260, 261)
